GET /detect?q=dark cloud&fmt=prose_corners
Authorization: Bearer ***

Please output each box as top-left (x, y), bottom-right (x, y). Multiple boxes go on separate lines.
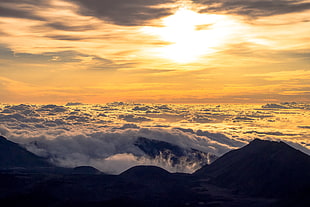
top-left (118, 114), bottom-right (152, 122)
top-left (45, 35), bottom-right (86, 41)
top-left (0, 6), bottom-right (39, 20)
top-left (194, 0), bottom-right (310, 17)
top-left (0, 45), bottom-right (110, 64)
top-left (284, 50), bottom-right (310, 61)
top-left (0, 43), bottom-right (134, 71)
top-left (89, 59), bottom-right (136, 71)
top-left (1, 0), bottom-right (177, 26)
top-left (14, 51), bottom-right (83, 63)
top-left (114, 124), bottom-right (140, 130)
top-left (244, 130), bottom-right (300, 136)
top-left (0, 0), bottom-right (43, 2)
top-left (0, 0), bottom-right (46, 20)
top-left (0, 44), bottom-right (15, 59)
top-left (68, 0), bottom-right (176, 26)
top-left (298, 126), bottom-right (310, 129)
top-left (45, 22), bottom-right (95, 31)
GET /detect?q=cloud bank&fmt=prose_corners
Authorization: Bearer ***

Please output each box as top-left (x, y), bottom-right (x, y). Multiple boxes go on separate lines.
top-left (70, 0), bottom-right (177, 26)
top-left (4, 127), bottom-right (237, 174)
top-left (1, 103), bottom-right (309, 174)
top-left (193, 0), bottom-right (310, 17)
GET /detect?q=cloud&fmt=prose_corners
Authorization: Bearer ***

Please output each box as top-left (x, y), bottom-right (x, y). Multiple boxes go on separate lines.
top-left (246, 70), bottom-right (310, 81)
top-left (194, 0), bottom-right (310, 18)
top-left (0, 45), bottom-right (118, 67)
top-left (45, 35), bottom-right (87, 41)
top-left (70, 0), bottom-right (177, 26)
top-left (16, 51), bottom-right (87, 63)
top-left (0, 76), bottom-right (38, 99)
top-left (0, 45), bottom-right (80, 63)
top-left (244, 130), bottom-right (300, 136)
top-left (2, 104), bottom-right (32, 111)
top-left (0, 1), bottom-right (309, 105)
top-left (4, 124), bottom-right (236, 174)
top-left (114, 124), bottom-right (140, 130)
top-left (118, 114), bottom-right (152, 122)
top-left (0, 125), bottom-right (10, 136)
top-left (298, 126), bottom-right (310, 129)
top-left (0, 0), bottom-right (158, 67)
top-left (0, 0), bottom-right (45, 20)
top-left (1, 103), bottom-right (309, 174)
top-left (195, 130), bottom-right (245, 147)
top-left (44, 22), bottom-right (95, 32)
top-left (0, 113), bottom-right (43, 123)
top-left (0, 44), bottom-right (15, 59)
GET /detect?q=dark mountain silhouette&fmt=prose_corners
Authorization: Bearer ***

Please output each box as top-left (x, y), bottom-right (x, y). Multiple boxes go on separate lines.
top-left (0, 136), bottom-right (101, 174)
top-left (0, 136), bottom-right (310, 207)
top-left (120, 165), bottom-right (170, 178)
top-left (0, 135), bottom-right (52, 169)
top-left (72, 166), bottom-right (103, 175)
top-left (134, 137), bottom-right (217, 167)
top-left (194, 139), bottom-right (310, 198)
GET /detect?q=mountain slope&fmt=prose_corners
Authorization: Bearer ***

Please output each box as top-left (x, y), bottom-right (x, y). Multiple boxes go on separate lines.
top-left (134, 137), bottom-right (217, 169)
top-left (194, 139), bottom-right (310, 198)
top-left (0, 136), bottom-right (52, 169)
top-left (1, 136), bottom-right (309, 206)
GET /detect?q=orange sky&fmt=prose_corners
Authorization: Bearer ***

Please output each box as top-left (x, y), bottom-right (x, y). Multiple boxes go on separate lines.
top-left (0, 0), bottom-right (309, 104)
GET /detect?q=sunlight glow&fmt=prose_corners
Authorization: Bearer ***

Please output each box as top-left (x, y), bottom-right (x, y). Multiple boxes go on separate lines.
top-left (142, 8), bottom-right (242, 63)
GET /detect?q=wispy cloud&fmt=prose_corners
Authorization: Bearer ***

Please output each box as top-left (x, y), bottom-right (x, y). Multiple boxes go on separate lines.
top-left (194, 0), bottom-right (310, 18)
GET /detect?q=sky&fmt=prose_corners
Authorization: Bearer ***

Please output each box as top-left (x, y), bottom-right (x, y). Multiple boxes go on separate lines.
top-left (0, 0), bottom-right (310, 104)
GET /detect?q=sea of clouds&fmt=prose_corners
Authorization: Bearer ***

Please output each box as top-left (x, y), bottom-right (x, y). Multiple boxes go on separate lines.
top-left (0, 102), bottom-right (309, 174)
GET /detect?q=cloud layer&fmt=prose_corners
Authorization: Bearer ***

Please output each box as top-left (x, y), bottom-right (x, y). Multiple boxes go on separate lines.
top-left (194, 0), bottom-right (310, 17)
top-left (0, 103), bottom-right (309, 174)
top-left (71, 0), bottom-right (177, 26)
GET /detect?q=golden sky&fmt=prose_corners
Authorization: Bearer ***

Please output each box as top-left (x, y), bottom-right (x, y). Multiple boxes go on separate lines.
top-left (0, 0), bottom-right (309, 103)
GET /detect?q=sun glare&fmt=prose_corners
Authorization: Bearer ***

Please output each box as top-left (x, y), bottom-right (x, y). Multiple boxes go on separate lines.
top-left (142, 7), bottom-right (241, 63)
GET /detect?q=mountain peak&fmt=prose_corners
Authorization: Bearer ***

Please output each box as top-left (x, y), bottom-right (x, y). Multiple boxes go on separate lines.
top-left (194, 138), bottom-right (310, 197)
top-left (72, 166), bottom-right (102, 175)
top-left (120, 165), bottom-right (170, 177)
top-left (244, 138), bottom-right (304, 158)
top-left (249, 138), bottom-right (286, 146)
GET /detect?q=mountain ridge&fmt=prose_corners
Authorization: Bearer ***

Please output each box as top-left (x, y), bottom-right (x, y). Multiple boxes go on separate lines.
top-left (0, 136), bottom-right (309, 206)
top-left (134, 137), bottom-right (217, 170)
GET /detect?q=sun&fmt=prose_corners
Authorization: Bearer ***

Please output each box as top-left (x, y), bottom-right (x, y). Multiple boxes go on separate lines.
top-left (142, 7), bottom-right (241, 64)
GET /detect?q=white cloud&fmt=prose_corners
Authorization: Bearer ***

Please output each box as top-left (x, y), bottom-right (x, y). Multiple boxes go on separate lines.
top-left (1, 103), bottom-right (309, 174)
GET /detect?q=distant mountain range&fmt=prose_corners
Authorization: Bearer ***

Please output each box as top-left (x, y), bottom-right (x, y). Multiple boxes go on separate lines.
top-left (0, 135), bottom-right (309, 207)
top-left (134, 137), bottom-right (217, 169)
